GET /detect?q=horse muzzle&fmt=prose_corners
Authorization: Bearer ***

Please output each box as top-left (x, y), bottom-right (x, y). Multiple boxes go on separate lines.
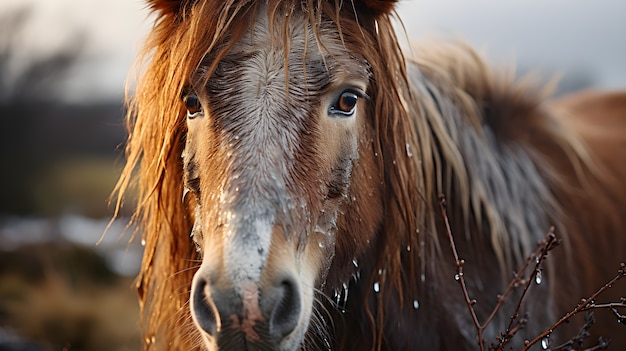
top-left (190, 265), bottom-right (304, 350)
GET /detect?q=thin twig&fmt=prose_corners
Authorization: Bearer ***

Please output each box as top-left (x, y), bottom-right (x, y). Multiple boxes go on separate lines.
top-left (498, 231), bottom-right (559, 348)
top-left (548, 312), bottom-right (597, 351)
top-left (439, 195), bottom-right (484, 351)
top-left (581, 302), bottom-right (626, 321)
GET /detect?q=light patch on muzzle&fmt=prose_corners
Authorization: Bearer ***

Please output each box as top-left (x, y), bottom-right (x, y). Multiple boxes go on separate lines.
top-left (222, 207), bottom-right (275, 284)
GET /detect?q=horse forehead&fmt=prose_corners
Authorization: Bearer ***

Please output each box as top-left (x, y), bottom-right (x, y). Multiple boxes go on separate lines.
top-left (209, 10), bottom-right (352, 95)
top-left (202, 15), bottom-right (336, 151)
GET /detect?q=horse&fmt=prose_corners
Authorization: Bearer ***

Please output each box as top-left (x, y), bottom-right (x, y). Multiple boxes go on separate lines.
top-left (113, 0), bottom-right (626, 350)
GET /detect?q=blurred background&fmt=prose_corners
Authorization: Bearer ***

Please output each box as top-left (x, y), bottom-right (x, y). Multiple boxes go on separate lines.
top-left (0, 0), bottom-right (624, 350)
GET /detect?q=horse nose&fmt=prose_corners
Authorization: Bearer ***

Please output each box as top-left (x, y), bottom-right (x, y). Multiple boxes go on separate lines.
top-left (267, 277), bottom-right (302, 338)
top-left (191, 278), bottom-right (219, 336)
top-left (190, 273), bottom-right (302, 342)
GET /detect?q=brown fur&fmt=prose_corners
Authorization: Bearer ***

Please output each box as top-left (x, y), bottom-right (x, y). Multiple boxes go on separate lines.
top-left (114, 1), bottom-right (626, 349)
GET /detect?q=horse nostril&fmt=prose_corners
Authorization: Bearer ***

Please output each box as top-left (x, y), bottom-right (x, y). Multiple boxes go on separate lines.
top-left (269, 278), bottom-right (302, 339)
top-left (191, 278), bottom-right (218, 336)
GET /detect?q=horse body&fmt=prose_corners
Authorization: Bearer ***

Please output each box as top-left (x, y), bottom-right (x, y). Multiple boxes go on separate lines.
top-left (115, 1), bottom-right (626, 349)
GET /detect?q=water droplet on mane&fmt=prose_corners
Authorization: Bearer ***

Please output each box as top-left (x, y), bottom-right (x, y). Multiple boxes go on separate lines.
top-left (413, 299), bottom-right (419, 310)
top-left (352, 258), bottom-right (359, 268)
top-left (541, 335), bottom-right (550, 349)
top-left (141, 239), bottom-right (146, 246)
top-left (454, 273), bottom-right (463, 281)
top-left (535, 270), bottom-right (542, 285)
top-left (405, 143), bottom-right (413, 157)
top-left (373, 282), bottom-right (380, 293)
top-left (406, 245), bottom-right (411, 252)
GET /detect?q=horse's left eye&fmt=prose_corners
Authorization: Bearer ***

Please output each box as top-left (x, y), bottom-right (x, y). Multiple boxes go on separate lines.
top-left (329, 91), bottom-right (360, 117)
top-left (183, 94), bottom-right (204, 118)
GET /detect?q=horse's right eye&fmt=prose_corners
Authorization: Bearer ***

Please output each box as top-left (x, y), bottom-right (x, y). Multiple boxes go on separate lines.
top-left (328, 89), bottom-right (368, 117)
top-left (329, 91), bottom-right (359, 117)
top-left (183, 94), bottom-right (203, 118)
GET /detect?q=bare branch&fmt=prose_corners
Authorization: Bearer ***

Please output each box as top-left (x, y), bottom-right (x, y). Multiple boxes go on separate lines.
top-left (439, 193), bottom-right (625, 351)
top-left (439, 194), bottom-right (484, 350)
top-left (520, 264), bottom-right (625, 351)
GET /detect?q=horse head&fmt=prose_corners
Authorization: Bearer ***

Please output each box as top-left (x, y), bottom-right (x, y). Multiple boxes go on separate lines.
top-left (141, 1), bottom-right (402, 349)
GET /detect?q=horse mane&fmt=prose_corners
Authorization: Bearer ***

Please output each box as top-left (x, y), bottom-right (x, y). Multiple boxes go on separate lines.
top-left (342, 39), bottom-right (597, 348)
top-left (113, 1), bottom-right (591, 349)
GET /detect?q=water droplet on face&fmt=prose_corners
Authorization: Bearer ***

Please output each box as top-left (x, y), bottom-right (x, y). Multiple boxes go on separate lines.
top-left (535, 270), bottom-right (542, 285)
top-left (318, 241), bottom-right (325, 248)
top-left (413, 299), bottom-right (419, 310)
top-left (541, 335), bottom-right (550, 349)
top-left (373, 282), bottom-right (380, 293)
top-left (141, 239), bottom-right (146, 246)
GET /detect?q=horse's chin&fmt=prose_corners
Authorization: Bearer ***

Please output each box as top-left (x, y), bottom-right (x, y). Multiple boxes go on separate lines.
top-left (196, 320), bottom-right (310, 351)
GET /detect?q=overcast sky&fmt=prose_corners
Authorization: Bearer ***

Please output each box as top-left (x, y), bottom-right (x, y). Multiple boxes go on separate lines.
top-left (2, 0), bottom-right (625, 103)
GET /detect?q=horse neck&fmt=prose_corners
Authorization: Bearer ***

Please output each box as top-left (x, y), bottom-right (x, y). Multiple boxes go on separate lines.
top-left (334, 50), bottom-right (574, 350)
